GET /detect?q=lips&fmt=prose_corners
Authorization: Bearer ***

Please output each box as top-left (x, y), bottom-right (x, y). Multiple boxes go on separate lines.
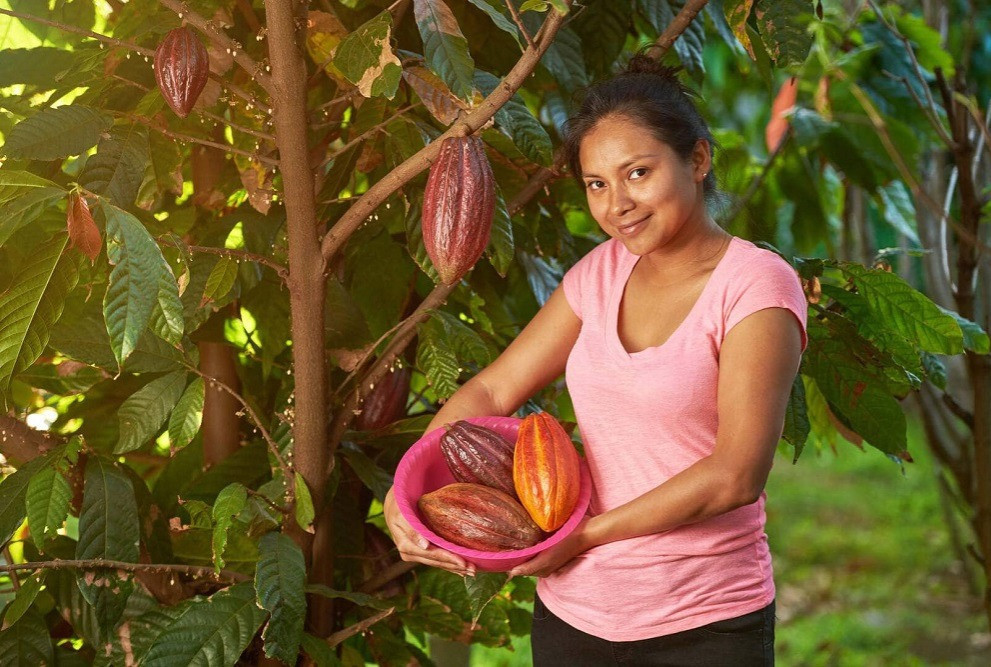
top-left (617, 216), bottom-right (649, 236)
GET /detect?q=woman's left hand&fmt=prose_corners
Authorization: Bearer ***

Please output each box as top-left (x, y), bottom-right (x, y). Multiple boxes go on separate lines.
top-left (508, 516), bottom-right (595, 578)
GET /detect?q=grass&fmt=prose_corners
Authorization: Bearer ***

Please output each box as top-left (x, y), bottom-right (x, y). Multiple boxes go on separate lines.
top-left (468, 417), bottom-right (991, 666)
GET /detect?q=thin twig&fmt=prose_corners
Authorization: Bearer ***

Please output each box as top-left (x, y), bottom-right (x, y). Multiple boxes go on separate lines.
top-left (0, 559), bottom-right (249, 583)
top-left (156, 0), bottom-right (273, 95)
top-left (648, 0), bottom-right (709, 57)
top-left (506, 1), bottom-right (535, 49)
top-left (119, 113), bottom-right (279, 166)
top-left (357, 561), bottom-right (417, 593)
top-left (881, 69), bottom-right (956, 147)
top-left (324, 607), bottom-right (396, 648)
top-left (180, 362), bottom-right (294, 486)
top-left (246, 488), bottom-right (291, 515)
top-left (316, 104), bottom-right (421, 169)
top-left (181, 243), bottom-right (289, 280)
top-left (2, 548), bottom-right (20, 591)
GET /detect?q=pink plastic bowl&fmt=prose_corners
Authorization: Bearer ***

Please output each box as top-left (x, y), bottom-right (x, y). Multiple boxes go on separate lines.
top-left (393, 415), bottom-right (592, 572)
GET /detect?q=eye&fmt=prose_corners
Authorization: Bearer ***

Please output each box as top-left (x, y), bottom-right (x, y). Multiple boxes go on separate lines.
top-left (630, 167), bottom-right (648, 180)
top-left (585, 180), bottom-right (605, 191)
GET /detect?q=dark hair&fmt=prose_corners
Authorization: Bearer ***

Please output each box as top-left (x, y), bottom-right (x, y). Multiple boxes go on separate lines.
top-left (563, 52), bottom-right (718, 202)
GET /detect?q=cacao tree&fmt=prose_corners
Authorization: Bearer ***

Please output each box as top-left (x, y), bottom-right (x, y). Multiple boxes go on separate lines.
top-left (0, 0), bottom-right (988, 664)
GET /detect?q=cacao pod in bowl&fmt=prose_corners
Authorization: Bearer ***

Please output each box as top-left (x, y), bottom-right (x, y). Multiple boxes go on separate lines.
top-left (393, 415), bottom-right (591, 572)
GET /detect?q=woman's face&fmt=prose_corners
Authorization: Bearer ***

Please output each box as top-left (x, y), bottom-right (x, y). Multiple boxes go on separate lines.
top-left (578, 114), bottom-right (709, 255)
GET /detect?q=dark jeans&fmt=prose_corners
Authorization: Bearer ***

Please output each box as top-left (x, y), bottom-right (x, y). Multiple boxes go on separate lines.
top-left (531, 593), bottom-right (775, 666)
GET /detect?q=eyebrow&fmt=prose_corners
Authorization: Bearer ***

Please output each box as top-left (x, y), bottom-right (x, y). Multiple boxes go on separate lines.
top-left (581, 154), bottom-right (661, 179)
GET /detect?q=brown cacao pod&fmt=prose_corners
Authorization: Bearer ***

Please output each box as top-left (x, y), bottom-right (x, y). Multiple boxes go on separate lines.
top-left (356, 366), bottom-right (412, 431)
top-left (421, 135), bottom-right (495, 285)
top-left (440, 421), bottom-right (516, 497)
top-left (418, 483), bottom-right (543, 552)
top-left (154, 27), bottom-right (210, 118)
top-left (513, 412), bottom-right (581, 532)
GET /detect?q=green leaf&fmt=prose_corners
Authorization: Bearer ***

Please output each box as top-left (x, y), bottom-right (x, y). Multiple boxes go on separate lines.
top-left (0, 609), bottom-right (53, 666)
top-left (416, 320), bottom-right (462, 399)
top-left (937, 306), bottom-right (991, 355)
top-left (466, 0), bottom-right (523, 48)
top-left (0, 47), bottom-right (86, 88)
top-left (255, 533), bottom-right (307, 664)
top-left (79, 125), bottom-right (150, 208)
top-left (212, 483), bottom-right (248, 573)
top-left (476, 71), bottom-right (552, 166)
top-left (149, 251), bottom-right (185, 346)
top-left (487, 188), bottom-right (515, 277)
top-left (519, 0), bottom-right (548, 11)
top-left (876, 181), bottom-right (919, 246)
top-left (1, 105), bottom-right (112, 160)
top-left (755, 0), bottom-right (814, 68)
top-left (334, 12), bottom-right (402, 98)
top-left (2, 572), bottom-right (44, 628)
top-left (0, 171), bottom-right (65, 246)
top-left (74, 457), bottom-right (139, 636)
top-left (304, 584), bottom-right (394, 610)
top-left (325, 278), bottom-right (372, 350)
top-left (0, 233), bottom-right (78, 410)
top-left (413, 0), bottom-right (476, 100)
top-left (537, 25), bottom-right (589, 93)
top-left (341, 442), bottom-right (394, 502)
top-left (782, 373), bottom-right (810, 461)
top-left (115, 371), bottom-right (188, 454)
top-left (570, 1), bottom-right (632, 80)
top-left (0, 458), bottom-right (46, 548)
top-left (465, 572), bottom-right (508, 626)
top-left (92, 600), bottom-right (187, 667)
top-left (294, 474), bottom-right (315, 531)
top-left (841, 264), bottom-right (964, 354)
top-left (102, 203), bottom-right (163, 366)
top-left (168, 377), bottom-right (204, 450)
top-left (300, 633), bottom-right (342, 666)
top-left (201, 256), bottom-right (238, 307)
top-left (141, 582), bottom-right (267, 667)
top-left (26, 465), bottom-right (71, 549)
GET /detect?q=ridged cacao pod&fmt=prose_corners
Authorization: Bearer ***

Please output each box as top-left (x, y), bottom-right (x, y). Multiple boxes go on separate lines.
top-left (440, 421), bottom-right (516, 496)
top-left (356, 366), bottom-right (412, 431)
top-left (421, 135), bottom-right (495, 285)
top-left (154, 27), bottom-right (210, 118)
top-left (514, 412), bottom-right (581, 532)
top-left (418, 483), bottom-right (543, 552)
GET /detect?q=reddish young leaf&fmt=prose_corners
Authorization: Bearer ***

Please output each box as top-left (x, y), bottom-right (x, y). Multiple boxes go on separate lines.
top-left (765, 76), bottom-right (798, 152)
top-left (66, 193), bottom-right (102, 263)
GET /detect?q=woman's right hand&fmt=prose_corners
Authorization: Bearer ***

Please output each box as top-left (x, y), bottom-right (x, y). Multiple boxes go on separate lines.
top-left (383, 486), bottom-right (475, 577)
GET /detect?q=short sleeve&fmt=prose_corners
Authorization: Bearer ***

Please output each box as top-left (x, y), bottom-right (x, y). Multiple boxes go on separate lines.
top-left (724, 253), bottom-right (808, 352)
top-left (561, 261), bottom-right (584, 319)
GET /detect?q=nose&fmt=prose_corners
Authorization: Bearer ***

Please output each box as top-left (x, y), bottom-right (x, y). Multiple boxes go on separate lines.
top-left (610, 186), bottom-right (635, 218)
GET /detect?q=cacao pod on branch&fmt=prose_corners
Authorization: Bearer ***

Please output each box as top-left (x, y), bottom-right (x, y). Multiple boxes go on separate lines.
top-left (154, 26), bottom-right (210, 118)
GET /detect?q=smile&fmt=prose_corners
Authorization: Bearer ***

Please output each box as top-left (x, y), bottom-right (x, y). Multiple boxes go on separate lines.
top-left (617, 216), bottom-right (649, 236)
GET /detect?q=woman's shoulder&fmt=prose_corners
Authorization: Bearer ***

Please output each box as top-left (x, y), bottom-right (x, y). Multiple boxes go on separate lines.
top-left (723, 237), bottom-right (801, 282)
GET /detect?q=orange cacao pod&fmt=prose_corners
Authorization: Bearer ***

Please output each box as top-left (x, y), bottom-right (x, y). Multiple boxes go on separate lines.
top-left (154, 27), bottom-right (210, 118)
top-left (421, 135), bottom-right (495, 285)
top-left (440, 421), bottom-right (516, 497)
top-left (513, 412), bottom-right (581, 532)
top-left (418, 483), bottom-right (543, 551)
top-left (356, 366), bottom-right (412, 431)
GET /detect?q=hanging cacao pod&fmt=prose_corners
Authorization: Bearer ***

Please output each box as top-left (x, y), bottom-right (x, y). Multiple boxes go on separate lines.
top-left (154, 26), bottom-right (210, 118)
top-left (421, 135), bottom-right (495, 285)
top-left (356, 366), bottom-right (412, 431)
top-left (440, 421), bottom-right (516, 497)
top-left (418, 483), bottom-right (543, 552)
top-left (514, 412), bottom-right (581, 532)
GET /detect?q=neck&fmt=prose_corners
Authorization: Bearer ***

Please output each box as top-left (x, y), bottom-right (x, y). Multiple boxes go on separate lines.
top-left (640, 215), bottom-right (731, 281)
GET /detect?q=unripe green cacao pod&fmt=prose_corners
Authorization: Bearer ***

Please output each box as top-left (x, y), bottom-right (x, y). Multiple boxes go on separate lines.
top-left (154, 27), bottom-right (210, 118)
top-left (421, 135), bottom-right (495, 285)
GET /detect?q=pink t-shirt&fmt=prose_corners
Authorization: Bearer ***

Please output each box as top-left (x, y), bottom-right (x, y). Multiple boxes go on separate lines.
top-left (536, 235), bottom-right (808, 641)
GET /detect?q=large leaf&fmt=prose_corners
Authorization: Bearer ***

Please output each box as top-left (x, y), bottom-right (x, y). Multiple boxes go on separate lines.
top-left (476, 71), bottom-right (552, 166)
top-left (79, 124), bottom-right (150, 209)
top-left (115, 371), bottom-right (188, 454)
top-left (102, 204), bottom-right (164, 366)
top-left (0, 233), bottom-right (78, 409)
top-left (0, 458), bottom-right (46, 548)
top-left (0, 171), bottom-right (65, 246)
top-left (255, 532), bottom-right (307, 664)
top-left (571, 0), bottom-right (633, 80)
top-left (1, 105), bottom-right (111, 160)
top-left (637, 1), bottom-right (706, 77)
top-left (149, 256), bottom-right (184, 345)
top-left (0, 609), bottom-right (53, 667)
top-left (2, 571), bottom-right (44, 628)
top-left (486, 188), bottom-right (514, 277)
top-left (466, 0), bottom-right (523, 48)
top-left (937, 307), bottom-right (991, 355)
top-left (841, 264), bottom-right (964, 355)
top-left (212, 483), bottom-right (248, 573)
top-left (537, 24), bottom-right (589, 93)
top-left (754, 0), bottom-right (815, 68)
top-left (141, 582), bottom-right (267, 667)
top-left (26, 464), bottom-right (72, 549)
top-left (782, 372), bottom-right (810, 461)
top-left (92, 600), bottom-right (187, 667)
top-left (0, 47), bottom-right (86, 88)
top-left (74, 457), bottom-right (140, 636)
top-left (168, 377), bottom-right (204, 450)
top-left (333, 12), bottom-right (402, 98)
top-left (413, 0), bottom-right (476, 100)
top-left (876, 181), bottom-right (919, 246)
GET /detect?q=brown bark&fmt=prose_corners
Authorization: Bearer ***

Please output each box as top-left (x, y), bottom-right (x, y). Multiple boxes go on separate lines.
top-left (197, 341), bottom-right (243, 466)
top-left (0, 415), bottom-right (57, 465)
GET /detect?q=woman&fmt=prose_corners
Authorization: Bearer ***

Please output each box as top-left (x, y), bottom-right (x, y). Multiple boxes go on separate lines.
top-left (383, 55), bottom-right (807, 665)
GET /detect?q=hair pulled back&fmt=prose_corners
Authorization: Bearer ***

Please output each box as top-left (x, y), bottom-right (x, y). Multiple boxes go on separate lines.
top-left (563, 52), bottom-right (718, 199)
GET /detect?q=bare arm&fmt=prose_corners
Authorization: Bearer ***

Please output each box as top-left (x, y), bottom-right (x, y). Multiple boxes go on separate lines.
top-left (582, 307), bottom-right (803, 548)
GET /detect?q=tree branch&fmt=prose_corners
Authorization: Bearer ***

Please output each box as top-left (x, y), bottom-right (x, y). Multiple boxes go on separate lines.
top-left (181, 243), bottom-right (289, 280)
top-left (325, 607), bottom-right (396, 648)
top-left (649, 0), bottom-right (709, 57)
top-left (506, 1), bottom-right (535, 50)
top-left (315, 104), bottom-right (421, 169)
top-left (0, 416), bottom-right (58, 466)
top-left (120, 113), bottom-right (280, 166)
top-left (0, 559), bottom-right (249, 583)
top-left (157, 0), bottom-right (274, 95)
top-left (318, 3), bottom-right (572, 270)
